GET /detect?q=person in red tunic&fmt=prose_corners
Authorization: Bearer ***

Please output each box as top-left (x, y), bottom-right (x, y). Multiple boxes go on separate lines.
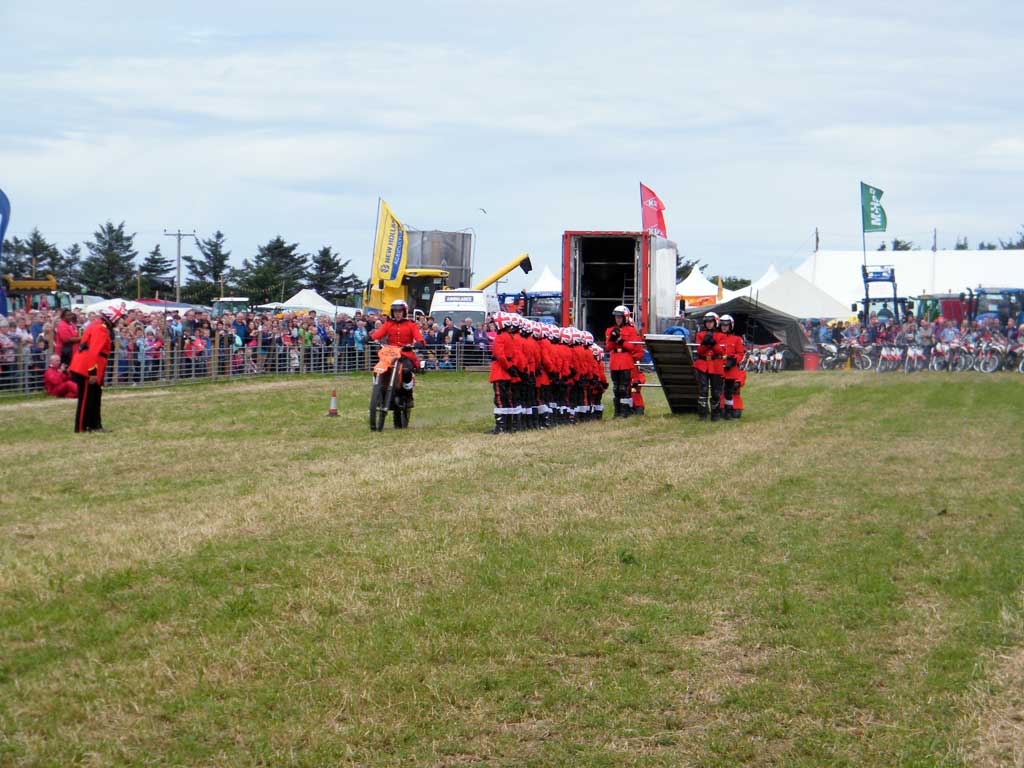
top-left (693, 311), bottom-right (726, 421)
top-left (487, 313), bottom-right (516, 434)
top-left (604, 305), bottom-right (643, 418)
top-left (69, 305), bottom-right (122, 432)
top-left (43, 354), bottom-right (78, 399)
top-left (719, 314), bottom-right (745, 420)
top-left (369, 299), bottom-right (425, 400)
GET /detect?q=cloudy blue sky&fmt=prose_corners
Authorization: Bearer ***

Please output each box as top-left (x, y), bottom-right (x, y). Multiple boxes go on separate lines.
top-left (2, 1), bottom-right (1022, 289)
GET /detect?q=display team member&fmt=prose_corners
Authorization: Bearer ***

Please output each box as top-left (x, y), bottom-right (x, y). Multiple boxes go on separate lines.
top-left (69, 305), bottom-right (122, 433)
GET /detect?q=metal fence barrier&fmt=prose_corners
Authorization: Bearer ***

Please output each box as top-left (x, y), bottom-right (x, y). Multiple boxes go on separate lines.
top-left (0, 336), bottom-right (494, 398)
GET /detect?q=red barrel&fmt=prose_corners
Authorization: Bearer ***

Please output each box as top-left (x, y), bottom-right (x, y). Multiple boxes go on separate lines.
top-left (803, 351), bottom-right (820, 370)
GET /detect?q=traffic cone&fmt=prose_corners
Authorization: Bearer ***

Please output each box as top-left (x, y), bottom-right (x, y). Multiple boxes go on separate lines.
top-left (326, 390), bottom-right (339, 417)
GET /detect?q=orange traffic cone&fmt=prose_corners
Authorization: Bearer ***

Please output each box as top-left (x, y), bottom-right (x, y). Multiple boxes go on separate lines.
top-left (326, 390), bottom-right (339, 417)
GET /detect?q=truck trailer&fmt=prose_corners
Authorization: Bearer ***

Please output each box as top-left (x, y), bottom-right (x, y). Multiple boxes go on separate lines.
top-left (561, 231), bottom-right (679, 339)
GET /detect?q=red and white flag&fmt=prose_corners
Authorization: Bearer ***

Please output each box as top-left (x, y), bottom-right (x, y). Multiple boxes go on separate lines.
top-left (640, 183), bottom-right (667, 237)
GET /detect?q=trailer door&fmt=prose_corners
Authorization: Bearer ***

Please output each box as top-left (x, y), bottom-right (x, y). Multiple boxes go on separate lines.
top-left (648, 237), bottom-right (679, 334)
top-left (567, 234), bottom-right (582, 329)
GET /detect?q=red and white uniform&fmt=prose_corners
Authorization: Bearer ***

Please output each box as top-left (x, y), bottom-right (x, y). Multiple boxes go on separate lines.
top-left (370, 319), bottom-right (424, 366)
top-left (605, 323), bottom-right (643, 370)
top-left (693, 329), bottom-right (726, 375)
top-left (489, 332), bottom-right (515, 383)
top-left (722, 333), bottom-right (745, 381)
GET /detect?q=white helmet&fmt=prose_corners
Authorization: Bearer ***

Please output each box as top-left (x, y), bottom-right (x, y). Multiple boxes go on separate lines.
top-left (389, 299), bottom-right (409, 319)
top-left (719, 314), bottom-right (734, 328)
top-left (703, 311), bottom-right (719, 325)
top-left (613, 305), bottom-right (631, 318)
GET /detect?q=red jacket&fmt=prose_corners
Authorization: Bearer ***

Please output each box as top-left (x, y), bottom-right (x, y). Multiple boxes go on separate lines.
top-left (722, 333), bottom-right (745, 381)
top-left (605, 323), bottom-right (642, 371)
top-left (522, 336), bottom-right (542, 377)
top-left (44, 366), bottom-right (72, 396)
top-left (489, 332), bottom-right (515, 382)
top-left (508, 334), bottom-right (527, 381)
top-left (69, 320), bottom-right (112, 383)
top-left (693, 330), bottom-right (726, 375)
top-left (537, 338), bottom-right (557, 385)
top-left (370, 319), bottom-right (424, 365)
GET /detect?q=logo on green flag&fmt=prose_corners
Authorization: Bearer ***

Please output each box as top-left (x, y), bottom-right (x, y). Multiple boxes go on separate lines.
top-left (861, 182), bottom-right (887, 233)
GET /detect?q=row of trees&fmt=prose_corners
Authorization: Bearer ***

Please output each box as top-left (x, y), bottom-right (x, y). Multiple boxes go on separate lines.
top-left (878, 228), bottom-right (1024, 251)
top-left (1, 223), bottom-right (364, 306)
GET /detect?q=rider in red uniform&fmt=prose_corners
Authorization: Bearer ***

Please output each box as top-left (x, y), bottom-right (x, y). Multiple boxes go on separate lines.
top-left (488, 312), bottom-right (516, 434)
top-left (693, 311), bottom-right (726, 421)
top-left (370, 299), bottom-right (424, 398)
top-left (719, 314), bottom-right (745, 420)
top-left (69, 305), bottom-right (121, 433)
top-left (605, 305), bottom-right (642, 418)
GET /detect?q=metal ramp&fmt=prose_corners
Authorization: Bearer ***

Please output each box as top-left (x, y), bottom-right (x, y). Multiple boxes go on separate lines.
top-left (643, 334), bottom-right (700, 414)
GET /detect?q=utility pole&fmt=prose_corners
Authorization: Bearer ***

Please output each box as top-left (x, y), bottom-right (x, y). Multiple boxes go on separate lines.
top-left (137, 268), bottom-right (142, 299)
top-left (163, 228), bottom-right (198, 303)
top-left (218, 276), bottom-right (225, 299)
top-left (814, 227), bottom-right (819, 252)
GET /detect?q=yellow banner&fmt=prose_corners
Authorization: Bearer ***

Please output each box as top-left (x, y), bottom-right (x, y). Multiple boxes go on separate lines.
top-left (371, 199), bottom-right (408, 287)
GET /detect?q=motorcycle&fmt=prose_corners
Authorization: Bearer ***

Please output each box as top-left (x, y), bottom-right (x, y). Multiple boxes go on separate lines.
top-left (369, 344), bottom-right (414, 431)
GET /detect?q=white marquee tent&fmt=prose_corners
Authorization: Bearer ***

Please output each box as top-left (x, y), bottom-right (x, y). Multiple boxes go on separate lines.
top-left (526, 265), bottom-right (562, 293)
top-left (751, 269), bottom-right (851, 319)
top-left (795, 249), bottom-right (1024, 304)
top-left (721, 264), bottom-right (781, 302)
top-left (258, 289), bottom-right (360, 316)
top-left (71, 298), bottom-right (154, 314)
top-left (675, 269), bottom-right (719, 298)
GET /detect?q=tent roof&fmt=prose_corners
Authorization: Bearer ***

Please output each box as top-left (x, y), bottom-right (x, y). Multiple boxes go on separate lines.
top-left (795, 249), bottom-right (1024, 304)
top-left (273, 289), bottom-right (360, 316)
top-left (721, 264), bottom-right (781, 302)
top-left (676, 269), bottom-right (718, 296)
top-left (526, 265), bottom-right (561, 293)
top-left (71, 298), bottom-right (154, 314)
top-left (750, 269), bottom-right (851, 319)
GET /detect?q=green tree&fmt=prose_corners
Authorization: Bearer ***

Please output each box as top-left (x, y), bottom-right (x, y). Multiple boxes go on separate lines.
top-left (236, 236), bottom-right (308, 303)
top-left (182, 231), bottom-right (232, 304)
top-left (306, 246), bottom-right (362, 302)
top-left (977, 241), bottom-right (998, 250)
top-left (999, 226), bottom-right (1024, 249)
top-left (61, 243), bottom-right (84, 293)
top-left (22, 228), bottom-right (59, 278)
top-left (675, 253), bottom-right (704, 282)
top-left (1, 236), bottom-right (31, 277)
top-left (140, 244), bottom-right (175, 298)
top-left (954, 237), bottom-right (969, 250)
top-left (891, 238), bottom-right (914, 251)
top-left (79, 221), bottom-right (138, 296)
top-left (709, 275), bottom-right (751, 291)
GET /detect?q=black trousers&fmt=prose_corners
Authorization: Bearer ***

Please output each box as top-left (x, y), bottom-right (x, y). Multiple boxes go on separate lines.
top-left (611, 369), bottom-right (632, 410)
top-left (71, 371), bottom-right (103, 432)
top-left (723, 378), bottom-right (739, 406)
top-left (695, 370), bottom-right (723, 412)
top-left (493, 380), bottom-right (512, 414)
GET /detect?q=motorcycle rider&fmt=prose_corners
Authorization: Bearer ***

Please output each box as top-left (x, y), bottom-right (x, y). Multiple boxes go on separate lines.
top-left (719, 314), bottom-right (744, 419)
top-left (605, 305), bottom-right (642, 418)
top-left (369, 299), bottom-right (424, 402)
top-left (694, 311), bottom-right (725, 421)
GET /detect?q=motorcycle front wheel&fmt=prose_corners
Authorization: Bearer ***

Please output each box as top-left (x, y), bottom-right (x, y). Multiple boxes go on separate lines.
top-left (369, 380), bottom-right (388, 431)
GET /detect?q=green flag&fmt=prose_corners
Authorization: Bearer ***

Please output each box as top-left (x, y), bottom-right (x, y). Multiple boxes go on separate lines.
top-left (860, 182), bottom-right (887, 233)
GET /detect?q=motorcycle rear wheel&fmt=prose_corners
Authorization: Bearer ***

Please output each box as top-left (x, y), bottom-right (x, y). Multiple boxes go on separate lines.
top-left (978, 354), bottom-right (1000, 374)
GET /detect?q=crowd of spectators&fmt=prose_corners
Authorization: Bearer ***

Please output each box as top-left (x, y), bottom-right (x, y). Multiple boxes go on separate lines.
top-left (0, 304), bottom-right (499, 395)
top-left (804, 312), bottom-right (1021, 350)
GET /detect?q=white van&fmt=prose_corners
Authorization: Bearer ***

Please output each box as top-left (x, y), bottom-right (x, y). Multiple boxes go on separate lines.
top-left (427, 289), bottom-right (499, 327)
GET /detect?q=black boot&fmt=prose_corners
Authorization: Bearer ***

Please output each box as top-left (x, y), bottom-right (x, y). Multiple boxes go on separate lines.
top-left (698, 409), bottom-right (708, 421)
top-left (733, 410), bottom-right (742, 420)
top-left (634, 406), bottom-right (644, 416)
top-left (487, 414), bottom-right (505, 434)
top-left (711, 408), bottom-right (722, 422)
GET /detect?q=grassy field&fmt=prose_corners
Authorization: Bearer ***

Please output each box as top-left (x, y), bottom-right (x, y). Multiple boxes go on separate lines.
top-left (2, 371), bottom-right (1023, 767)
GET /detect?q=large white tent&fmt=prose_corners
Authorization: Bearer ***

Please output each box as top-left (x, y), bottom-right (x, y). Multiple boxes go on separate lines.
top-left (751, 270), bottom-right (851, 319)
top-left (721, 264), bottom-right (781, 301)
top-left (795, 249), bottom-right (1024, 304)
top-left (71, 298), bottom-right (154, 314)
top-left (675, 269), bottom-right (719, 298)
top-left (526, 265), bottom-right (561, 293)
top-left (258, 289), bottom-right (360, 316)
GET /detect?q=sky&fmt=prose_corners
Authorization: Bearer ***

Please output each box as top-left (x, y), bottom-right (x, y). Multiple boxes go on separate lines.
top-left (2, 1), bottom-right (1022, 291)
